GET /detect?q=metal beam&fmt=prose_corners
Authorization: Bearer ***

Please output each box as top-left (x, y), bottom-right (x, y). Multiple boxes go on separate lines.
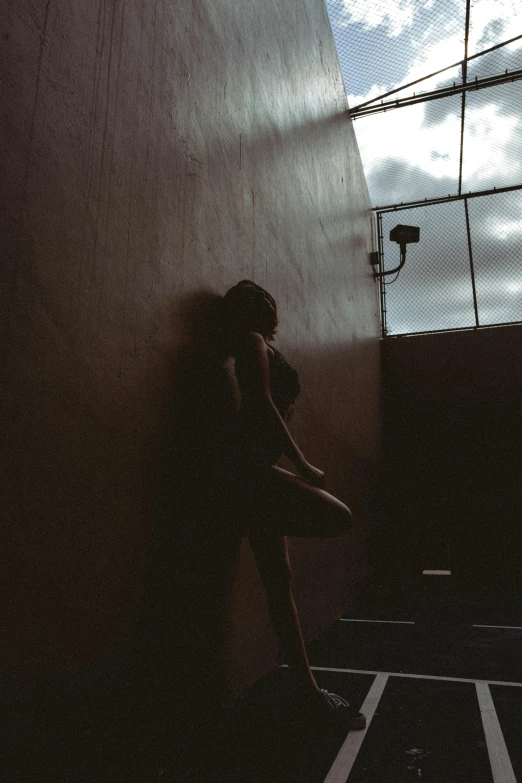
top-left (376, 212), bottom-right (387, 338)
top-left (351, 68), bottom-right (522, 119)
top-left (464, 197), bottom-right (480, 328)
top-left (382, 321), bottom-right (522, 339)
top-left (372, 183), bottom-right (522, 213)
top-left (349, 33), bottom-right (522, 113)
top-left (458, 0), bottom-right (471, 195)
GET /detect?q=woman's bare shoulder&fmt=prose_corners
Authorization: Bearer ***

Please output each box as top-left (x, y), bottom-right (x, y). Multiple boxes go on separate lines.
top-left (243, 332), bottom-right (274, 356)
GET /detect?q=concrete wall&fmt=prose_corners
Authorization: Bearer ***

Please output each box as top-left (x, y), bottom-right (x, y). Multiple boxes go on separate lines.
top-left (375, 325), bottom-right (522, 590)
top-left (1, 0), bottom-right (380, 702)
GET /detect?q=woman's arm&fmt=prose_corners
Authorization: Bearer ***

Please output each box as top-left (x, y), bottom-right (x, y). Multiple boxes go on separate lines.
top-left (237, 332), bottom-right (325, 487)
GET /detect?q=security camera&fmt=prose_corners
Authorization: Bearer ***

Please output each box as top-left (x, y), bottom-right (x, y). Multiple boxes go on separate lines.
top-left (389, 224), bottom-right (420, 245)
top-left (374, 224), bottom-right (420, 279)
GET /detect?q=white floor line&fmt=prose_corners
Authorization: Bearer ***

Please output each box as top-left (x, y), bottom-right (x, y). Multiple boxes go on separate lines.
top-left (476, 682), bottom-right (517, 783)
top-left (323, 673), bottom-right (389, 783)
top-left (339, 620), bottom-right (522, 629)
top-left (310, 665), bottom-right (522, 688)
top-left (473, 624), bottom-right (522, 631)
top-left (422, 570), bottom-right (451, 575)
top-left (339, 618), bottom-right (415, 625)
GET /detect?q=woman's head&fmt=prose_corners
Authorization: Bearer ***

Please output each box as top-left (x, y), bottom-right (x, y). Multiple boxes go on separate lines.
top-left (223, 280), bottom-right (279, 341)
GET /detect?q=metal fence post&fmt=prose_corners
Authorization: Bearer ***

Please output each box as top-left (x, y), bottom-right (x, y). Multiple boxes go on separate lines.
top-left (377, 211), bottom-right (387, 337)
top-left (464, 197), bottom-right (480, 328)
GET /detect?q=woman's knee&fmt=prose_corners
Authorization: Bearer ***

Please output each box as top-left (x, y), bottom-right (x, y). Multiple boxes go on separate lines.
top-left (324, 496), bottom-right (352, 537)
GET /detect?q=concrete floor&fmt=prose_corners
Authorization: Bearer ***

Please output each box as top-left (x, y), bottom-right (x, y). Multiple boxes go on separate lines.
top-left (167, 577), bottom-right (522, 783)
top-left (6, 577), bottom-right (520, 782)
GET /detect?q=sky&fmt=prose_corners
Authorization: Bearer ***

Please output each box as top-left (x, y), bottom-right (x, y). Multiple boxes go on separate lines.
top-left (325, 0), bottom-right (522, 334)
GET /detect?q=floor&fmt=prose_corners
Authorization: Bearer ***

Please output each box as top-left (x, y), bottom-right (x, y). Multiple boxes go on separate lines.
top-left (170, 576), bottom-right (522, 783)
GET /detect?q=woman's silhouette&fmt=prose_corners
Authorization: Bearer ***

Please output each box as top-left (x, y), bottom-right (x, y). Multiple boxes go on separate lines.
top-left (218, 280), bottom-right (366, 729)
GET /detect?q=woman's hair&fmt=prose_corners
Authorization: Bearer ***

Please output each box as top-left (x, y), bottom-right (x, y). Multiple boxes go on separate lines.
top-left (222, 280), bottom-right (279, 341)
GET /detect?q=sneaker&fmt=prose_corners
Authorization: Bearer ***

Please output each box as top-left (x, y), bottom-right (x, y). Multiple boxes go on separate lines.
top-left (318, 689), bottom-right (366, 730)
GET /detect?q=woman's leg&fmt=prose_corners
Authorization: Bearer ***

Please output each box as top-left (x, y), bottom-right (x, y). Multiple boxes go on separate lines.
top-left (249, 529), bottom-right (366, 730)
top-left (248, 532), bottom-right (321, 698)
top-left (245, 467), bottom-right (351, 697)
top-left (244, 464), bottom-right (353, 539)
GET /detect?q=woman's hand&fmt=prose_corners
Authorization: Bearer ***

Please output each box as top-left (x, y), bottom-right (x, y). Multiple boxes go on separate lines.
top-left (297, 460), bottom-right (326, 489)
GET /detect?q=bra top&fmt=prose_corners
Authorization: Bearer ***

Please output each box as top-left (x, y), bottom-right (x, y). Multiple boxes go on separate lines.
top-left (268, 347), bottom-right (300, 413)
top-left (235, 342), bottom-right (300, 415)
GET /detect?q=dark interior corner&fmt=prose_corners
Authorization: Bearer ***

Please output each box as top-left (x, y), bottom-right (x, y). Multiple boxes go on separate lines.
top-left (369, 325), bottom-right (522, 597)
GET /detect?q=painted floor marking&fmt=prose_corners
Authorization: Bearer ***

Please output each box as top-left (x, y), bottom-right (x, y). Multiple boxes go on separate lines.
top-left (423, 570), bottom-right (452, 575)
top-left (338, 620), bottom-right (522, 629)
top-left (339, 618), bottom-right (415, 625)
top-left (310, 666), bottom-right (522, 688)
top-left (476, 682), bottom-right (517, 783)
top-left (323, 673), bottom-right (389, 783)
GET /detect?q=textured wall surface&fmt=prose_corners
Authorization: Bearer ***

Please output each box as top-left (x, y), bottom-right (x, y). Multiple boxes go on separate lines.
top-left (376, 325), bottom-right (522, 589)
top-left (1, 0), bottom-right (380, 697)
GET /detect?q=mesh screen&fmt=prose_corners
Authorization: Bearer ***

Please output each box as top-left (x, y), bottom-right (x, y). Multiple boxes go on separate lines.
top-left (324, 0), bottom-right (522, 335)
top-left (364, 94), bottom-right (462, 207)
top-left (467, 191), bottom-right (522, 325)
top-left (379, 189), bottom-right (522, 335)
top-left (324, 0), bottom-right (466, 102)
top-left (467, 36), bottom-right (522, 81)
top-left (468, 2), bottom-right (522, 60)
top-left (380, 203), bottom-right (476, 335)
top-left (462, 81), bottom-right (522, 192)
top-left (324, 0), bottom-right (522, 209)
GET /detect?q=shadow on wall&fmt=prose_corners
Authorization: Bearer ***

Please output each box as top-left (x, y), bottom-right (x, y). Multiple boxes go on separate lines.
top-left (3, 292), bottom-right (378, 781)
top-left (4, 292), bottom-right (246, 782)
top-left (87, 291), bottom-right (248, 778)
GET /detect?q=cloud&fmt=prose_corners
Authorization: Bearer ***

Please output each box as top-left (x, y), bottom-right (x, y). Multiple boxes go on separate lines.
top-left (469, 0), bottom-right (522, 56)
top-left (353, 99), bottom-right (462, 204)
top-left (462, 99), bottom-right (521, 190)
top-left (338, 0), bottom-right (415, 37)
top-left (367, 158), bottom-right (456, 206)
top-left (349, 24), bottom-right (522, 202)
top-left (476, 18), bottom-right (506, 51)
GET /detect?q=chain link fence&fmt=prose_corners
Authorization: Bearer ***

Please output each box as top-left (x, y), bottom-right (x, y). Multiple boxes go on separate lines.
top-left (324, 0), bottom-right (522, 335)
top-left (377, 188), bottom-right (522, 335)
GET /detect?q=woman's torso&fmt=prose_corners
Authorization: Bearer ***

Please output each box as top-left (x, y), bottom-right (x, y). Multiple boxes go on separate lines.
top-left (234, 340), bottom-right (300, 469)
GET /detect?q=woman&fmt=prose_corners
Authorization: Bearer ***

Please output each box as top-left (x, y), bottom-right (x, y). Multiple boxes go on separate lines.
top-left (220, 280), bottom-right (366, 729)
